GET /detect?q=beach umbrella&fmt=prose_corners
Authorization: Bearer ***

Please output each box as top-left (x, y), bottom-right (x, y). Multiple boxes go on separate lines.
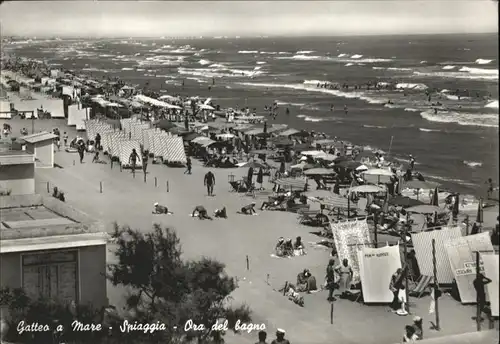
top-left (356, 164), bottom-right (369, 171)
top-left (199, 104), bottom-right (215, 111)
top-left (363, 168), bottom-right (394, 177)
top-left (349, 185), bottom-right (385, 194)
top-left (303, 168), bottom-right (336, 176)
top-left (337, 160), bottom-right (362, 170)
top-left (257, 168), bottom-right (264, 187)
top-left (389, 196), bottom-right (425, 208)
top-left (240, 161), bottom-right (267, 169)
top-left (431, 187), bottom-right (439, 206)
top-left (247, 167), bottom-right (254, 184)
top-left (184, 133), bottom-right (199, 141)
top-left (155, 120), bottom-right (176, 130)
top-left (406, 205), bottom-right (444, 214)
top-left (476, 198), bottom-right (483, 224)
top-left (216, 133), bottom-right (235, 140)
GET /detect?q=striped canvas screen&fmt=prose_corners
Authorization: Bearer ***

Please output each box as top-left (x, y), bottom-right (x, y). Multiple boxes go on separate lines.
top-left (412, 226), bottom-right (462, 284)
top-left (445, 232), bottom-right (495, 304)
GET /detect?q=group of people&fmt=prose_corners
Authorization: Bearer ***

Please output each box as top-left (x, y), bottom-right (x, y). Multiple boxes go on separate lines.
top-left (275, 236), bottom-right (306, 257)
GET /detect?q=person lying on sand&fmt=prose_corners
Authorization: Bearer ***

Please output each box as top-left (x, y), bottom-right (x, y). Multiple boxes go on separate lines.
top-left (279, 284), bottom-right (304, 307)
top-left (214, 207), bottom-right (227, 219)
top-left (240, 202), bottom-right (257, 215)
top-left (152, 202), bottom-right (173, 215)
top-left (192, 205), bottom-right (212, 220)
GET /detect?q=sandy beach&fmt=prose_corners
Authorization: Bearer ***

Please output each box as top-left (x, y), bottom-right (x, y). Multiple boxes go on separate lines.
top-left (1, 85), bottom-right (498, 343)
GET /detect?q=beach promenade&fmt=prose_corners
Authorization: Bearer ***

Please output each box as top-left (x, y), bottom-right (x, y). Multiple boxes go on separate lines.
top-left (0, 114), bottom-right (495, 344)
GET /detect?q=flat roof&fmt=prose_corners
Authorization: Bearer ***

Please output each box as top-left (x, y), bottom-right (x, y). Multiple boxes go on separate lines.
top-left (21, 131), bottom-right (57, 143)
top-left (0, 194), bottom-right (105, 248)
top-left (0, 150), bottom-right (34, 165)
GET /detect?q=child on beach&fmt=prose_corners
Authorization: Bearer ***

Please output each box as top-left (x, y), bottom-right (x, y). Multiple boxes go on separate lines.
top-left (63, 132), bottom-right (68, 146)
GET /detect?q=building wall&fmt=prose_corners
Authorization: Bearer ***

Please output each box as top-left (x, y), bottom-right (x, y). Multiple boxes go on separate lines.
top-left (34, 141), bottom-right (54, 168)
top-left (0, 163), bottom-right (35, 195)
top-left (0, 245), bottom-right (107, 308)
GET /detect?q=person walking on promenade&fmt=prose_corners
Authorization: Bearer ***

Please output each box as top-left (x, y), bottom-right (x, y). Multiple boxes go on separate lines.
top-left (204, 170), bottom-right (215, 196)
top-left (142, 151), bottom-right (149, 175)
top-left (129, 148), bottom-right (140, 175)
top-left (185, 157), bottom-right (192, 174)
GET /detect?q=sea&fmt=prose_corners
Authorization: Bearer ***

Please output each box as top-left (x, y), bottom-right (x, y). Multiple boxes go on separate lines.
top-left (2, 33), bottom-right (499, 197)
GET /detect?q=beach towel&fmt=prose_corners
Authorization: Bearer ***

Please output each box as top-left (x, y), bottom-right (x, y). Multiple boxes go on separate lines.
top-left (444, 232), bottom-right (495, 304)
top-left (357, 245), bottom-right (402, 303)
top-left (331, 219), bottom-right (371, 283)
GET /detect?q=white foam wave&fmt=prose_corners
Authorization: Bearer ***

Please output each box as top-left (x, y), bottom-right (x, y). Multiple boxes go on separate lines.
top-left (350, 54), bottom-right (363, 59)
top-left (338, 53), bottom-right (348, 57)
top-left (463, 160), bottom-right (483, 168)
top-left (440, 89), bottom-right (450, 93)
top-left (363, 125), bottom-right (387, 129)
top-left (208, 63), bottom-right (225, 68)
top-left (290, 54), bottom-right (322, 60)
top-left (459, 66), bottom-right (498, 76)
top-left (420, 61), bottom-right (427, 64)
top-left (420, 110), bottom-right (498, 128)
top-left (485, 100), bottom-right (499, 109)
top-left (414, 71), bottom-right (498, 81)
top-left (404, 108), bottom-right (419, 112)
top-left (276, 101), bottom-right (305, 107)
top-left (199, 59), bottom-right (211, 65)
top-left (425, 174), bottom-right (477, 188)
top-left (297, 50), bottom-right (314, 54)
top-left (445, 95), bottom-right (469, 101)
top-left (475, 59), bottom-right (493, 65)
top-left (419, 128), bottom-right (441, 132)
top-left (259, 51), bottom-right (277, 55)
top-left (121, 67), bottom-right (134, 71)
top-left (387, 67), bottom-right (412, 71)
top-left (442, 65), bottom-right (456, 70)
top-left (345, 63), bottom-right (354, 67)
top-left (396, 83), bottom-right (428, 90)
top-left (256, 61), bottom-right (267, 65)
top-left (303, 80), bottom-right (330, 85)
top-left (238, 50), bottom-right (258, 54)
top-left (297, 114), bottom-right (325, 122)
top-left (178, 67), bottom-right (263, 78)
top-left (254, 66), bottom-right (262, 70)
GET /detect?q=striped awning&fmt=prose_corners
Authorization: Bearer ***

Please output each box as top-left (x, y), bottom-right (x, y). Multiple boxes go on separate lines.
top-left (322, 194), bottom-right (350, 209)
top-left (274, 178), bottom-right (307, 190)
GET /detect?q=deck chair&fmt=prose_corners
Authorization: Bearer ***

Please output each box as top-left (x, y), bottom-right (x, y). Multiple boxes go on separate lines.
top-left (298, 210), bottom-right (320, 225)
top-left (410, 275), bottom-right (433, 298)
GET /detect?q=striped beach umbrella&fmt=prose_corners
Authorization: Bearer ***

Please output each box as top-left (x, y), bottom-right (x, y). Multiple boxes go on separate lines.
top-left (476, 198), bottom-right (483, 224)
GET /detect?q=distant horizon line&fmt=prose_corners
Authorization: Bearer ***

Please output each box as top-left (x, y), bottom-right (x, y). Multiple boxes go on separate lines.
top-left (2, 31), bottom-right (497, 40)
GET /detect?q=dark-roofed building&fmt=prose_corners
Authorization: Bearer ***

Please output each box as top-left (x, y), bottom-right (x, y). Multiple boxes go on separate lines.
top-left (21, 131), bottom-right (57, 168)
top-left (0, 194), bottom-right (108, 309)
top-left (0, 150), bottom-right (35, 195)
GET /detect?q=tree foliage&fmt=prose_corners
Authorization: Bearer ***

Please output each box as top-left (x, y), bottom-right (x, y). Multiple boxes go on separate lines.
top-left (0, 224), bottom-right (250, 344)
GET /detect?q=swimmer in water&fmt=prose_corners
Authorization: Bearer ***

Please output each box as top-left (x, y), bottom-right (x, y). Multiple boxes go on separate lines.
top-left (286, 107), bottom-right (290, 115)
top-left (330, 105), bottom-right (334, 112)
top-left (434, 108), bottom-right (438, 115)
top-left (344, 105), bottom-right (348, 115)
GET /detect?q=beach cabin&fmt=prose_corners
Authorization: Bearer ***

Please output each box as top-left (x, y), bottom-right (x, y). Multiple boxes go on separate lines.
top-left (22, 131), bottom-right (57, 168)
top-left (0, 194), bottom-right (108, 310)
top-left (0, 151), bottom-right (35, 195)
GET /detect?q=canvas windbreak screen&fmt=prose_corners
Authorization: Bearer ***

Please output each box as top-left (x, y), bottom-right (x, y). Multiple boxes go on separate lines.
top-left (445, 232), bottom-right (495, 304)
top-left (357, 245), bottom-right (401, 303)
top-left (412, 226), bottom-right (462, 283)
top-left (481, 254), bottom-right (499, 317)
top-left (331, 219), bottom-right (371, 283)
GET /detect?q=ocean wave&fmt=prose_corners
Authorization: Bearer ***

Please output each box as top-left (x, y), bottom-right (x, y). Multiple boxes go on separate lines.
top-left (351, 54), bottom-right (363, 59)
top-left (199, 59), bottom-right (211, 65)
top-left (425, 174), bottom-right (477, 188)
top-left (121, 67), bottom-right (134, 71)
top-left (363, 124), bottom-right (387, 129)
top-left (363, 146), bottom-right (386, 154)
top-left (208, 63), bottom-right (225, 68)
top-left (459, 66), bottom-right (498, 76)
top-left (387, 67), bottom-right (412, 71)
top-left (303, 80), bottom-right (330, 85)
top-left (420, 61), bottom-right (427, 64)
top-left (420, 110), bottom-right (498, 128)
top-left (259, 51), bottom-right (277, 55)
top-left (297, 50), bottom-right (314, 54)
top-left (276, 101), bottom-right (305, 107)
top-left (179, 67), bottom-right (263, 78)
top-left (404, 108), bottom-right (419, 112)
top-left (238, 50), bottom-right (259, 54)
top-left (485, 100), bottom-right (499, 109)
top-left (254, 66), bottom-right (262, 70)
top-left (289, 54), bottom-right (322, 60)
top-left (395, 83), bottom-right (428, 90)
top-left (297, 114), bottom-right (325, 122)
top-left (419, 128), bottom-right (441, 132)
top-left (442, 65), bottom-right (456, 70)
top-left (338, 53), bottom-right (348, 57)
top-left (345, 63), bottom-right (354, 67)
top-left (256, 61), bottom-right (267, 65)
top-left (414, 71), bottom-right (498, 81)
top-left (463, 160), bottom-right (483, 168)
top-left (475, 59), bottom-right (493, 65)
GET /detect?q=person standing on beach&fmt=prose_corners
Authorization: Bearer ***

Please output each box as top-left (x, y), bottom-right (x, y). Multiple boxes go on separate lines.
top-left (77, 142), bottom-right (85, 164)
top-left (204, 170), bottom-right (215, 196)
top-left (185, 157), bottom-right (192, 174)
top-left (326, 258), bottom-right (337, 301)
top-left (473, 273), bottom-right (492, 321)
top-left (255, 330), bottom-right (268, 344)
top-left (409, 155), bottom-right (415, 170)
top-left (142, 151), bottom-right (148, 175)
top-left (271, 329), bottom-right (290, 344)
top-left (63, 132), bottom-right (68, 147)
top-left (95, 133), bottom-right (101, 151)
top-left (129, 148), bottom-right (140, 174)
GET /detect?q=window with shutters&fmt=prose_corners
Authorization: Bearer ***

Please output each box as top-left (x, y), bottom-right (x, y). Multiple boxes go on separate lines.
top-left (22, 250), bottom-right (78, 303)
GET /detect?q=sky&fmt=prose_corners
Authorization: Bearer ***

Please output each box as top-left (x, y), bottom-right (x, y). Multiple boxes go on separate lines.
top-left (0, 1), bottom-right (498, 38)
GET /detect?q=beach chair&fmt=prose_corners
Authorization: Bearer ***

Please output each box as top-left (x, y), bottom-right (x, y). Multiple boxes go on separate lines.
top-left (298, 210), bottom-right (320, 225)
top-left (410, 275), bottom-right (433, 298)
